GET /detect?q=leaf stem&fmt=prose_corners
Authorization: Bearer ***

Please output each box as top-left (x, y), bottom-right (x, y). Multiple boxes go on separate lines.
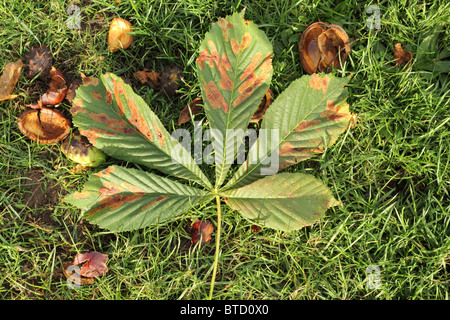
top-left (209, 194), bottom-right (222, 300)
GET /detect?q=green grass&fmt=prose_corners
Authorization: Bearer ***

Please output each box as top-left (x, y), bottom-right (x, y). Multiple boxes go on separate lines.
top-left (0, 0), bottom-right (449, 300)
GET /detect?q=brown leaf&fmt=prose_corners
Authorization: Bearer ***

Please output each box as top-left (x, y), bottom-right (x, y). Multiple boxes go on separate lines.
top-left (0, 59), bottom-right (23, 101)
top-left (251, 225), bottom-right (261, 233)
top-left (133, 68), bottom-right (160, 90)
top-left (65, 78), bottom-right (83, 105)
top-left (250, 88), bottom-right (273, 123)
top-left (24, 45), bottom-right (52, 79)
top-left (62, 261), bottom-right (95, 285)
top-left (17, 107), bottom-right (71, 144)
top-left (178, 97), bottom-right (203, 125)
top-left (73, 251), bottom-right (109, 278)
top-left (299, 22), bottom-right (350, 74)
top-left (159, 65), bottom-right (182, 96)
top-left (191, 219), bottom-right (214, 245)
top-left (393, 43), bottom-right (412, 66)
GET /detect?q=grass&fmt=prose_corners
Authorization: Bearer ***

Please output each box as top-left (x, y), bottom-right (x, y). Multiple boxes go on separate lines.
top-left (0, 0), bottom-right (449, 300)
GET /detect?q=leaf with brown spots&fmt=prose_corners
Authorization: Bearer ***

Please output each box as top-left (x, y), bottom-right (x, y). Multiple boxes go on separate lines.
top-left (70, 72), bottom-right (212, 189)
top-left (226, 73), bottom-right (355, 189)
top-left (65, 165), bottom-right (209, 232)
top-left (223, 173), bottom-right (339, 231)
top-left (196, 12), bottom-right (273, 187)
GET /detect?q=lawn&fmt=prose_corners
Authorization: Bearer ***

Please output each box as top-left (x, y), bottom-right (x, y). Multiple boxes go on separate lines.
top-left (0, 0), bottom-right (449, 300)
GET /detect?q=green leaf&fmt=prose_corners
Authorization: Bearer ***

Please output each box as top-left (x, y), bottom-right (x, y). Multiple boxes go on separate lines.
top-left (65, 165), bottom-right (210, 232)
top-left (225, 73), bottom-right (353, 190)
top-left (222, 172), bottom-right (339, 231)
top-left (196, 12), bottom-right (273, 188)
top-left (71, 73), bottom-right (212, 189)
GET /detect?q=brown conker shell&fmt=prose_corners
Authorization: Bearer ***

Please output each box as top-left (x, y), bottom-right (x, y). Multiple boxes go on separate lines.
top-left (17, 107), bottom-right (71, 144)
top-left (108, 17), bottom-right (133, 52)
top-left (299, 22), bottom-right (350, 74)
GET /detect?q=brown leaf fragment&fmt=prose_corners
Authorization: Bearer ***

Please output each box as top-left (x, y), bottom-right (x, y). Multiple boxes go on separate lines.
top-left (393, 43), bottom-right (412, 66)
top-left (17, 107), bottom-right (71, 144)
top-left (251, 225), bottom-right (261, 233)
top-left (133, 68), bottom-right (160, 90)
top-left (0, 59), bottom-right (23, 101)
top-left (250, 88), bottom-right (273, 123)
top-left (24, 45), bottom-right (52, 79)
top-left (178, 97), bottom-right (203, 125)
top-left (62, 261), bottom-right (95, 285)
top-left (191, 219), bottom-right (214, 245)
top-left (72, 251), bottom-right (109, 278)
top-left (159, 65), bottom-right (182, 96)
top-left (65, 78), bottom-right (83, 105)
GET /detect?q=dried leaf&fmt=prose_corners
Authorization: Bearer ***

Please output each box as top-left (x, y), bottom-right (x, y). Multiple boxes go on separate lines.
top-left (250, 88), bottom-right (273, 123)
top-left (24, 45), bottom-right (52, 79)
top-left (65, 78), bottom-right (83, 105)
top-left (133, 68), bottom-right (160, 90)
top-left (0, 59), bottom-right (23, 101)
top-left (62, 261), bottom-right (95, 285)
top-left (159, 65), bottom-right (182, 96)
top-left (178, 97), bottom-right (203, 125)
top-left (299, 22), bottom-right (350, 74)
top-left (393, 43), bottom-right (413, 66)
top-left (73, 251), bottom-right (109, 278)
top-left (191, 219), bottom-right (214, 245)
top-left (17, 107), bottom-right (71, 144)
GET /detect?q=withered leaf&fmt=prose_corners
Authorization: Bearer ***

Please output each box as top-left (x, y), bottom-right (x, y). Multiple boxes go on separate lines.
top-left (133, 68), bottom-right (160, 90)
top-left (0, 59), bottom-right (23, 101)
top-left (250, 89), bottom-right (273, 124)
top-left (178, 97), bottom-right (203, 125)
top-left (62, 261), bottom-right (95, 285)
top-left (393, 43), bottom-right (413, 66)
top-left (159, 65), bottom-right (182, 96)
top-left (191, 219), bottom-right (214, 245)
top-left (73, 251), bottom-right (109, 278)
top-left (17, 107), bottom-right (71, 144)
top-left (24, 45), bottom-right (52, 79)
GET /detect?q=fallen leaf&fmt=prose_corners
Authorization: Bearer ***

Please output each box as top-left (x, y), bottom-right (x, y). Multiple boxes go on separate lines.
top-left (73, 251), bottom-right (109, 278)
top-left (393, 43), bottom-right (413, 66)
top-left (191, 219), bottom-right (214, 245)
top-left (24, 45), bottom-right (52, 79)
top-left (65, 78), bottom-right (83, 105)
top-left (178, 97), bottom-right (203, 125)
top-left (17, 107), bottom-right (71, 144)
top-left (251, 225), bottom-right (261, 233)
top-left (250, 88), bottom-right (273, 123)
top-left (299, 22), bottom-right (351, 74)
top-left (133, 68), bottom-right (160, 90)
top-left (62, 261), bottom-right (95, 285)
top-left (0, 59), bottom-right (23, 101)
top-left (108, 17), bottom-right (133, 52)
top-left (159, 65), bottom-right (182, 96)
